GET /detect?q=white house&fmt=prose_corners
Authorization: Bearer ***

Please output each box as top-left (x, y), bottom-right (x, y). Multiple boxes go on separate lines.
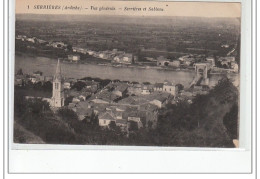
top-left (99, 112), bottom-right (116, 127)
top-left (68, 55), bottom-right (80, 62)
top-left (63, 82), bottom-right (71, 89)
top-left (169, 60), bottom-right (180, 67)
top-left (26, 37), bottom-right (36, 43)
top-left (231, 62), bottom-right (239, 73)
top-left (206, 57), bottom-right (215, 67)
top-left (163, 81), bottom-right (178, 97)
top-left (141, 89), bottom-right (150, 95)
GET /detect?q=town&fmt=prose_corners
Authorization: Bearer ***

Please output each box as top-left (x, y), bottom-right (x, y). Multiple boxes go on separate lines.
top-left (15, 58), bottom-right (212, 133)
top-left (15, 34), bottom-right (239, 73)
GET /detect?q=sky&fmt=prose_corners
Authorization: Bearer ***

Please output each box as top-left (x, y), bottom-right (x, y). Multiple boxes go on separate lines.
top-left (16, 0), bottom-right (241, 18)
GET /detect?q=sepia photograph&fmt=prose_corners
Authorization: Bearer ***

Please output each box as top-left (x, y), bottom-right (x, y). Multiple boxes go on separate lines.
top-left (13, 0), bottom-right (241, 148)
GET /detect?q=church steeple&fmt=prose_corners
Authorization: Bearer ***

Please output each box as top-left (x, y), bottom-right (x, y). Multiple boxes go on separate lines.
top-left (54, 59), bottom-right (62, 81)
top-left (51, 59), bottom-right (64, 108)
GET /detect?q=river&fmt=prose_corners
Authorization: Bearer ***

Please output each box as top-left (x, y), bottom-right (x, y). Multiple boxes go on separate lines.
top-left (15, 54), bottom-right (239, 88)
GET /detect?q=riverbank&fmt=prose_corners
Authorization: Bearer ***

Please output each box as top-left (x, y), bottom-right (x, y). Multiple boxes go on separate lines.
top-left (16, 52), bottom-right (238, 76)
top-left (16, 51), bottom-right (198, 73)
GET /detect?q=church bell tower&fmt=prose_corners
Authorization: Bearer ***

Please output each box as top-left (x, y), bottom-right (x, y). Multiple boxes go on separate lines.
top-left (51, 59), bottom-right (64, 107)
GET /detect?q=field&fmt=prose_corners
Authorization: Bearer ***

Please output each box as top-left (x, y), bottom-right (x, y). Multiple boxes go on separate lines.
top-left (16, 14), bottom-right (240, 59)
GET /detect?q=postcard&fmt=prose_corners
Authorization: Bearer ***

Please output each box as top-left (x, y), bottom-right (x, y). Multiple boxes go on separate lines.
top-left (14, 0), bottom-right (241, 148)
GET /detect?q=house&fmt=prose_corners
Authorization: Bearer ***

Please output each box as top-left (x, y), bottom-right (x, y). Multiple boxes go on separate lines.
top-left (221, 44), bottom-right (229, 48)
top-left (75, 107), bottom-right (94, 121)
top-left (42, 98), bottom-right (52, 104)
top-left (15, 75), bottom-right (27, 86)
top-left (141, 89), bottom-right (150, 95)
top-left (84, 81), bottom-right (99, 92)
top-left (64, 82), bottom-right (71, 89)
top-left (37, 39), bottom-right (47, 45)
top-left (231, 62), bottom-right (239, 72)
top-left (91, 98), bottom-right (110, 104)
top-left (220, 60), bottom-right (230, 67)
top-left (128, 116), bottom-right (143, 129)
top-left (15, 78), bottom-right (23, 86)
top-left (72, 97), bottom-right (81, 103)
top-left (113, 84), bottom-right (128, 97)
top-left (44, 76), bottom-right (53, 82)
top-left (115, 105), bottom-right (127, 112)
top-left (157, 56), bottom-right (171, 66)
top-left (218, 57), bottom-right (236, 63)
top-left (150, 99), bottom-right (165, 108)
top-left (98, 112), bottom-right (116, 127)
top-left (206, 57), bottom-right (215, 67)
top-left (145, 57), bottom-right (157, 62)
top-left (116, 119), bottom-right (128, 129)
top-left (52, 42), bottom-right (66, 49)
top-left (179, 55), bottom-right (195, 66)
top-left (169, 60), bottom-right (180, 67)
top-left (87, 50), bottom-right (95, 55)
top-left (78, 95), bottom-right (87, 101)
top-left (68, 103), bottom-right (76, 108)
top-left (36, 75), bottom-right (45, 82)
top-left (141, 83), bottom-right (154, 95)
top-left (28, 76), bottom-right (37, 84)
top-left (128, 84), bottom-right (142, 95)
top-left (113, 53), bottom-right (133, 64)
top-left (72, 47), bottom-right (87, 54)
top-left (154, 83), bottom-right (163, 92)
top-left (92, 103), bottom-right (108, 115)
top-left (16, 35), bottom-right (26, 40)
top-left (26, 37), bottom-right (36, 43)
top-left (68, 55), bottom-right (80, 62)
top-left (163, 81), bottom-right (178, 97)
top-left (97, 51), bottom-right (112, 59)
top-left (33, 71), bottom-right (43, 76)
top-left (149, 93), bottom-right (170, 108)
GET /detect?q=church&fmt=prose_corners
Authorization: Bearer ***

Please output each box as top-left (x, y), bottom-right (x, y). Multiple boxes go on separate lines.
top-left (50, 59), bottom-right (65, 107)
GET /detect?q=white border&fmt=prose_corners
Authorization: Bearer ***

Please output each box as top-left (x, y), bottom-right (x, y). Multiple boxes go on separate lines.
top-left (6, 0), bottom-right (254, 174)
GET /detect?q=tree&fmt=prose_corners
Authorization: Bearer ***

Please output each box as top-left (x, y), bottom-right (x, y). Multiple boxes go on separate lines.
top-left (143, 82), bottom-right (151, 85)
top-left (71, 81), bottom-right (86, 91)
top-left (64, 96), bottom-right (73, 106)
top-left (67, 44), bottom-right (73, 51)
top-left (58, 108), bottom-right (78, 121)
top-left (25, 98), bottom-right (50, 115)
top-left (16, 68), bottom-right (23, 75)
top-left (42, 81), bottom-right (52, 92)
top-left (109, 121), bottom-right (117, 130)
top-left (100, 79), bottom-right (111, 88)
top-left (223, 103), bottom-right (238, 139)
top-left (88, 113), bottom-right (99, 128)
top-left (129, 121), bottom-right (138, 131)
top-left (176, 84), bottom-right (184, 91)
top-left (210, 77), bottom-right (238, 104)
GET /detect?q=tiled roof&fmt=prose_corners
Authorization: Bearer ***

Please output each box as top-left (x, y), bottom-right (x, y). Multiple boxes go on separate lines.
top-left (116, 119), bottom-right (127, 124)
top-left (99, 112), bottom-right (116, 121)
top-left (154, 83), bottom-right (163, 88)
top-left (114, 84), bottom-right (128, 92)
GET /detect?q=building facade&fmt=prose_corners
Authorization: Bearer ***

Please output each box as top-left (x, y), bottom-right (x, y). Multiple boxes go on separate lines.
top-left (163, 81), bottom-right (178, 97)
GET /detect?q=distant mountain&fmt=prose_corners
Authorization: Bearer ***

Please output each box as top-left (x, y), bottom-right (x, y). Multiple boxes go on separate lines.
top-left (16, 14), bottom-right (240, 26)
